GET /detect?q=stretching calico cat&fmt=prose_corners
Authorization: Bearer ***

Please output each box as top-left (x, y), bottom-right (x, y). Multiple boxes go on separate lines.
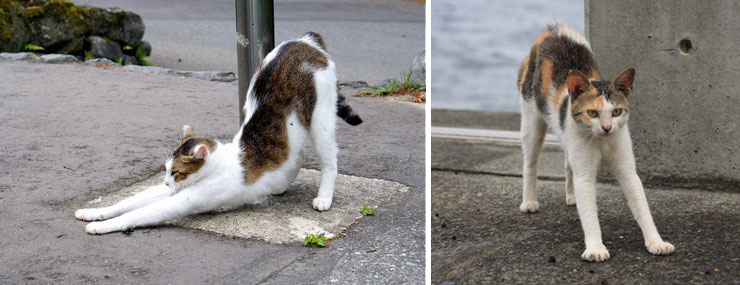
top-left (76, 32), bottom-right (363, 234)
top-left (517, 24), bottom-right (674, 261)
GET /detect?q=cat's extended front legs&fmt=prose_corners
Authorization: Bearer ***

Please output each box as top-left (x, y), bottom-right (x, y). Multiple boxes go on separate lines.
top-left (85, 190), bottom-right (207, 234)
top-left (570, 151), bottom-right (610, 262)
top-left (608, 135), bottom-right (674, 256)
top-left (75, 184), bottom-right (175, 221)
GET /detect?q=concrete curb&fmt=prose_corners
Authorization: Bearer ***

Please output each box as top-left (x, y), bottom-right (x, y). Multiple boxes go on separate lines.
top-left (0, 52), bottom-right (237, 82)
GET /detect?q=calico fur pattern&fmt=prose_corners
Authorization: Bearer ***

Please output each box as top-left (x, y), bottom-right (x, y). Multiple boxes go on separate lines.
top-left (76, 32), bottom-right (362, 235)
top-left (516, 24), bottom-right (674, 262)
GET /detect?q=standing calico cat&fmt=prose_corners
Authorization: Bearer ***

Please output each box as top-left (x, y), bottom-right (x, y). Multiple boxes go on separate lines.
top-left (76, 32), bottom-right (362, 234)
top-left (517, 24), bottom-right (674, 261)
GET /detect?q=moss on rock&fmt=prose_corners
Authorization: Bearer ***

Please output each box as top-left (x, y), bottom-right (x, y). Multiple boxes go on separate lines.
top-left (0, 1), bottom-right (31, 52)
top-left (26, 0), bottom-right (91, 54)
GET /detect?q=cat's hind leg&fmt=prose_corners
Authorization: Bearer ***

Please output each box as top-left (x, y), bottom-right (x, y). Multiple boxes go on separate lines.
top-left (308, 70), bottom-right (339, 211)
top-left (75, 184), bottom-right (175, 221)
top-left (519, 102), bottom-right (547, 213)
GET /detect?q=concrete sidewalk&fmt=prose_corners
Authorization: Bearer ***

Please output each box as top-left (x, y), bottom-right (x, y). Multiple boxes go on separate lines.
top-left (0, 60), bottom-right (424, 283)
top-left (432, 109), bottom-right (740, 284)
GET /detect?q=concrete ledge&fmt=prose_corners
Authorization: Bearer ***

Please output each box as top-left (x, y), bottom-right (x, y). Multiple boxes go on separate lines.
top-left (84, 169), bottom-right (409, 244)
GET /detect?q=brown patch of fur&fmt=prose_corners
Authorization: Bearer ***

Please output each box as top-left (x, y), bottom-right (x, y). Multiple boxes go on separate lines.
top-left (540, 59), bottom-right (554, 99)
top-left (534, 30), bottom-right (551, 47)
top-left (571, 88), bottom-right (600, 123)
top-left (517, 55), bottom-right (530, 92)
top-left (241, 40), bottom-right (329, 184)
top-left (552, 85), bottom-right (568, 111)
top-left (171, 136), bottom-right (217, 182)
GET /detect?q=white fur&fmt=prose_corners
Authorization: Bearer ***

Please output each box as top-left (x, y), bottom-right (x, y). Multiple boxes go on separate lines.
top-left (553, 24), bottom-right (591, 50)
top-left (77, 36), bottom-right (343, 234)
top-left (519, 91), bottom-right (674, 262)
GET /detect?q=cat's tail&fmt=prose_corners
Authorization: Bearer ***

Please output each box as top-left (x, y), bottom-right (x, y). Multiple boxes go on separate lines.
top-left (336, 88), bottom-right (363, 126)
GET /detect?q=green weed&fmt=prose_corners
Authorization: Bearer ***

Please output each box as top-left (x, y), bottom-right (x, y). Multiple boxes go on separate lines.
top-left (362, 206), bottom-right (376, 216)
top-left (22, 44), bottom-right (44, 51)
top-left (304, 234), bottom-right (327, 248)
top-left (135, 44), bottom-right (150, 66)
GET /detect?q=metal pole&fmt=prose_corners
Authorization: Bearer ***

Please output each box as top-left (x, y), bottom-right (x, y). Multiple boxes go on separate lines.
top-left (235, 0), bottom-right (275, 123)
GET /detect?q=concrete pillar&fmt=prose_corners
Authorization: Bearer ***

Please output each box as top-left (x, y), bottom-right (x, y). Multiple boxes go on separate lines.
top-left (586, 0), bottom-right (740, 190)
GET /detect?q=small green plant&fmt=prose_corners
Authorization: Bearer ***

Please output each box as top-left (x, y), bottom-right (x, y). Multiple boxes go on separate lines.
top-left (84, 50), bottom-right (94, 61)
top-left (304, 234), bottom-right (327, 248)
top-left (22, 44), bottom-right (44, 56)
top-left (368, 79), bottom-right (400, 96)
top-left (400, 69), bottom-right (425, 91)
top-left (134, 44), bottom-right (150, 66)
top-left (122, 45), bottom-right (133, 51)
top-left (362, 206), bottom-right (376, 216)
top-left (115, 58), bottom-right (123, 65)
top-left (22, 44), bottom-right (44, 51)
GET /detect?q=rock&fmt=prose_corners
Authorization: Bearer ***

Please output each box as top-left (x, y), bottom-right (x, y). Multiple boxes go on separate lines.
top-left (86, 35), bottom-right (137, 65)
top-left (411, 48), bottom-right (425, 84)
top-left (122, 65), bottom-right (173, 75)
top-left (192, 71), bottom-right (236, 82)
top-left (139, 41), bottom-right (151, 56)
top-left (84, 58), bottom-right (120, 67)
top-left (37, 54), bottom-right (78, 63)
top-left (175, 70), bottom-right (237, 82)
top-left (121, 55), bottom-right (137, 65)
top-left (337, 81), bottom-right (369, 88)
top-left (26, 0), bottom-right (91, 54)
top-left (0, 52), bottom-right (36, 61)
top-left (0, 1), bottom-right (32, 52)
top-left (87, 7), bottom-right (144, 46)
top-left (86, 36), bottom-right (122, 60)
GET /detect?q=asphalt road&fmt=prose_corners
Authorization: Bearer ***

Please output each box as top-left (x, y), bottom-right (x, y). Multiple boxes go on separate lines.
top-left (0, 61), bottom-right (424, 283)
top-left (70, 0), bottom-right (426, 86)
top-left (431, 110), bottom-right (740, 284)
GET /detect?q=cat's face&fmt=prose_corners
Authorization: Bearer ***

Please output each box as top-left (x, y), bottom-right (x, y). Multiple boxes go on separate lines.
top-left (567, 68), bottom-right (635, 136)
top-left (163, 125), bottom-right (216, 191)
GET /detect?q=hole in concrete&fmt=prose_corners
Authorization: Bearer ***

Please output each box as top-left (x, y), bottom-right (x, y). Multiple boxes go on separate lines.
top-left (679, 38), bottom-right (693, 55)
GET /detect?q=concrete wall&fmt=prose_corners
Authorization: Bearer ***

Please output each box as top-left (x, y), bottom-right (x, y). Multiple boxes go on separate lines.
top-left (586, 0), bottom-right (740, 190)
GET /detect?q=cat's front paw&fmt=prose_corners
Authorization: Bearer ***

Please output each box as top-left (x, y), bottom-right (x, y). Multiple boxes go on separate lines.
top-left (312, 198), bottom-right (332, 211)
top-left (519, 201), bottom-right (539, 213)
top-left (565, 195), bottom-right (576, 206)
top-left (581, 244), bottom-right (610, 262)
top-left (75, 208), bottom-right (107, 221)
top-left (646, 240), bottom-right (675, 255)
top-left (85, 221), bottom-right (120, 235)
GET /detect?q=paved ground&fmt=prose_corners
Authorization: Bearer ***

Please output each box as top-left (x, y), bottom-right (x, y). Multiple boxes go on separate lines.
top-left (70, 0), bottom-right (426, 86)
top-left (0, 60), bottom-right (424, 283)
top-left (431, 109), bottom-right (740, 284)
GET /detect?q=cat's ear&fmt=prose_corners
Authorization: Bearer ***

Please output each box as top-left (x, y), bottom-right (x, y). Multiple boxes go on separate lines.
top-left (182, 125), bottom-right (195, 139)
top-left (567, 70), bottom-right (591, 100)
top-left (192, 144), bottom-right (208, 160)
top-left (612, 68), bottom-right (635, 97)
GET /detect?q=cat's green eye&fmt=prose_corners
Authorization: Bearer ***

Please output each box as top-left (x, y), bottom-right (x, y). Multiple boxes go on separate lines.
top-left (612, 108), bottom-right (622, 117)
top-left (587, 110), bottom-right (599, 118)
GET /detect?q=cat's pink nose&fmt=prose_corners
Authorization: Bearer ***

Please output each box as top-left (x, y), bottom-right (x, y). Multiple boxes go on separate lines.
top-left (602, 125), bottom-right (612, 132)
top-left (164, 182), bottom-right (170, 186)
